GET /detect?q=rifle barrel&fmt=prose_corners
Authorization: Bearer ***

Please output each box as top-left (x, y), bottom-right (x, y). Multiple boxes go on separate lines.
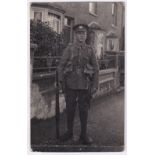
top-left (55, 70), bottom-right (60, 139)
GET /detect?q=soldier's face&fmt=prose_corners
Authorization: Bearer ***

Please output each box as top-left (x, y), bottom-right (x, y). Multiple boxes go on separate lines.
top-left (76, 31), bottom-right (87, 43)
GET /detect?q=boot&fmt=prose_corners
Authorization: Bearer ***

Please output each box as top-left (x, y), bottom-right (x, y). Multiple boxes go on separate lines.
top-left (59, 131), bottom-right (73, 142)
top-left (60, 111), bottom-right (75, 142)
top-left (79, 110), bottom-right (93, 144)
top-left (79, 135), bottom-right (93, 145)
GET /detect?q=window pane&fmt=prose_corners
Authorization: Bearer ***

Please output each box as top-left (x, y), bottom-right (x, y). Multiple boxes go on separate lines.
top-left (57, 21), bottom-right (59, 33)
top-left (34, 12), bottom-right (42, 21)
top-left (89, 2), bottom-right (97, 15)
top-left (64, 17), bottom-right (72, 26)
top-left (112, 3), bottom-right (117, 26)
top-left (64, 17), bottom-right (68, 25)
top-left (48, 12), bottom-right (61, 33)
top-left (112, 3), bottom-right (115, 15)
top-left (89, 2), bottom-right (93, 12)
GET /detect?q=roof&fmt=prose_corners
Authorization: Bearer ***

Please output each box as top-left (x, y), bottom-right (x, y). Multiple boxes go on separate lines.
top-left (88, 22), bottom-right (105, 31)
top-left (106, 31), bottom-right (118, 38)
top-left (31, 2), bottom-right (65, 14)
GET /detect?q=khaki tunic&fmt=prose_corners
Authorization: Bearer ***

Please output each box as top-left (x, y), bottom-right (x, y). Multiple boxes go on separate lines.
top-left (58, 42), bottom-right (99, 90)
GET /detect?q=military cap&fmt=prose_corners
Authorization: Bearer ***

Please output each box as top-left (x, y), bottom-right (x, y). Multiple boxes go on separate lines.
top-left (73, 24), bottom-right (89, 32)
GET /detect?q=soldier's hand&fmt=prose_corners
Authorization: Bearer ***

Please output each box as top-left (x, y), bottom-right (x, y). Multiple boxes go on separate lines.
top-left (60, 81), bottom-right (65, 93)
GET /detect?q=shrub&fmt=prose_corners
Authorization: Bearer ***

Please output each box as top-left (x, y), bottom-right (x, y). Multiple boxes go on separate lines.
top-left (30, 20), bottom-right (64, 57)
top-left (30, 20), bottom-right (65, 73)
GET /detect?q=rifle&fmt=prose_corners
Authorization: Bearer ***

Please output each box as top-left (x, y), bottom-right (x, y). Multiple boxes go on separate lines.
top-left (87, 86), bottom-right (92, 109)
top-left (55, 70), bottom-right (60, 139)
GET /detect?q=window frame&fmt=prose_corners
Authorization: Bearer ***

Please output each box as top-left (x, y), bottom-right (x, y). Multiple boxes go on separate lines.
top-left (112, 3), bottom-right (117, 26)
top-left (48, 12), bottom-right (61, 34)
top-left (34, 11), bottom-right (43, 21)
top-left (89, 2), bottom-right (98, 16)
top-left (64, 17), bottom-right (72, 27)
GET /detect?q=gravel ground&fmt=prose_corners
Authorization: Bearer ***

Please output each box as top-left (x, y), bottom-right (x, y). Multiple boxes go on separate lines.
top-left (31, 91), bottom-right (124, 152)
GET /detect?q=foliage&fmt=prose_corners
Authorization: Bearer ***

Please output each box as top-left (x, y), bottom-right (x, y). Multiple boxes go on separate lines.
top-left (30, 20), bottom-right (64, 57)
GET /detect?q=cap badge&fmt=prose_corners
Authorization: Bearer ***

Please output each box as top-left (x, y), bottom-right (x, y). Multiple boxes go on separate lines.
top-left (79, 26), bottom-right (83, 29)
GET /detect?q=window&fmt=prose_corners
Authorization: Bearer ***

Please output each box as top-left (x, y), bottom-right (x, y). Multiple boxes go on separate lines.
top-left (89, 2), bottom-right (97, 15)
top-left (112, 3), bottom-right (117, 26)
top-left (64, 16), bottom-right (74, 45)
top-left (34, 12), bottom-right (42, 21)
top-left (64, 17), bottom-right (72, 27)
top-left (48, 12), bottom-right (61, 34)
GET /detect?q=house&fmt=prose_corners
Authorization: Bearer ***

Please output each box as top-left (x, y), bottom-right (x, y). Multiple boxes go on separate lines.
top-left (30, 2), bottom-right (125, 57)
top-left (30, 2), bottom-right (125, 119)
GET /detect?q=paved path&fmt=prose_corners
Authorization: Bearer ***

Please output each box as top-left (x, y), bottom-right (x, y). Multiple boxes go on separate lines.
top-left (31, 91), bottom-right (124, 152)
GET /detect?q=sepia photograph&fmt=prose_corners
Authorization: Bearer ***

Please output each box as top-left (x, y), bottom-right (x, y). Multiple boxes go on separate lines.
top-left (30, 1), bottom-right (125, 152)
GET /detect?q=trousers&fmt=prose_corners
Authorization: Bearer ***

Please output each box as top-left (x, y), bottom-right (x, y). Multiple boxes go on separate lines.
top-left (65, 88), bottom-right (90, 138)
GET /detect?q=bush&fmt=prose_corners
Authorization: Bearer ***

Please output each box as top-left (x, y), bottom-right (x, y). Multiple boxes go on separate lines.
top-left (30, 20), bottom-right (64, 57)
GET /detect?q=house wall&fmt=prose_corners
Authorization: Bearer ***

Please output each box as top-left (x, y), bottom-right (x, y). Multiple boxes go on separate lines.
top-left (30, 2), bottom-right (125, 50)
top-left (53, 2), bottom-right (112, 28)
top-left (52, 2), bottom-right (124, 50)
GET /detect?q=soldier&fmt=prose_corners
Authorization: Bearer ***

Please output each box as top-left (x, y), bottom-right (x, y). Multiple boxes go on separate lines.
top-left (57, 24), bottom-right (99, 144)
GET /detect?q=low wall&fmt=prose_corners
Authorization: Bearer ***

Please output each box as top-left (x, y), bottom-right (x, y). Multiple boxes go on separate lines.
top-left (95, 68), bottom-right (117, 97)
top-left (31, 68), bottom-right (118, 119)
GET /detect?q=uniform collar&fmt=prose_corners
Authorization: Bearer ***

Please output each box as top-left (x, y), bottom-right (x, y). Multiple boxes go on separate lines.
top-left (75, 42), bottom-right (86, 49)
